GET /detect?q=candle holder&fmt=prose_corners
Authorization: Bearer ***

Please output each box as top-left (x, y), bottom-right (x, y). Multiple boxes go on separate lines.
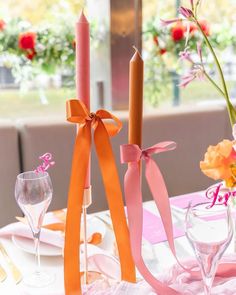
top-left (81, 186), bottom-right (106, 288)
top-left (82, 186), bottom-right (92, 286)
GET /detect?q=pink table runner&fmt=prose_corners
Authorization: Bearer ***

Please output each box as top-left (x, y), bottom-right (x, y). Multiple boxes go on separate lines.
top-left (170, 190), bottom-right (207, 208)
top-left (142, 209), bottom-right (184, 244)
top-left (142, 191), bottom-right (207, 244)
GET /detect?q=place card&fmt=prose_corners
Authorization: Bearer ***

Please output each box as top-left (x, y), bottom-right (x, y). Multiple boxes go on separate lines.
top-left (142, 208), bottom-right (184, 244)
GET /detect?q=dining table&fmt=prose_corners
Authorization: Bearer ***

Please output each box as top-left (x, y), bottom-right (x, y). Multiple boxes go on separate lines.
top-left (0, 190), bottom-right (234, 295)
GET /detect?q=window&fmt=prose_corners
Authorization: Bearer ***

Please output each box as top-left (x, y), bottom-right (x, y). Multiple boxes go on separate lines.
top-left (1, 0), bottom-right (236, 118)
top-left (143, 0), bottom-right (236, 109)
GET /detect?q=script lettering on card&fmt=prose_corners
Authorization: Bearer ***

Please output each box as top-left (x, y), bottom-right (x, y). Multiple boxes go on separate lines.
top-left (205, 183), bottom-right (235, 208)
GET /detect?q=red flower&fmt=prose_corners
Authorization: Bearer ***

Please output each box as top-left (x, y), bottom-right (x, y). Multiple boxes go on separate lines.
top-left (189, 23), bottom-right (197, 34)
top-left (160, 48), bottom-right (167, 55)
top-left (198, 20), bottom-right (210, 36)
top-left (0, 19), bottom-right (5, 31)
top-left (18, 32), bottom-right (37, 50)
top-left (26, 49), bottom-right (36, 60)
top-left (171, 23), bottom-right (185, 42)
top-left (153, 35), bottom-right (159, 46)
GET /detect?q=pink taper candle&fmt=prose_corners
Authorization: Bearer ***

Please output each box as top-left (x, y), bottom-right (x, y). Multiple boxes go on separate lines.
top-left (76, 11), bottom-right (91, 188)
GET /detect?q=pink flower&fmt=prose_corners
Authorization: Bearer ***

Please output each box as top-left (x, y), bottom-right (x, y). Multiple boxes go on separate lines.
top-left (160, 18), bottom-right (181, 27)
top-left (179, 6), bottom-right (194, 18)
top-left (198, 19), bottom-right (210, 36)
top-left (179, 65), bottom-right (204, 88)
top-left (179, 49), bottom-right (193, 63)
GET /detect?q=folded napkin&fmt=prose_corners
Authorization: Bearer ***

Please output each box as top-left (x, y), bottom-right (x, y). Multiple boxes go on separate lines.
top-left (0, 210), bottom-right (65, 248)
top-left (160, 254), bottom-right (236, 295)
top-left (0, 221), bottom-right (64, 248)
top-left (0, 210), bottom-right (102, 248)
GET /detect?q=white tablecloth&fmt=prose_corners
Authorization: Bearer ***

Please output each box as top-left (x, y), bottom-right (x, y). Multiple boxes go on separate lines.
top-left (0, 201), bottom-right (234, 294)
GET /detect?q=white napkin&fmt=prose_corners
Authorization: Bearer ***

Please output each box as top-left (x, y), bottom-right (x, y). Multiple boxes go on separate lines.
top-left (0, 222), bottom-right (64, 248)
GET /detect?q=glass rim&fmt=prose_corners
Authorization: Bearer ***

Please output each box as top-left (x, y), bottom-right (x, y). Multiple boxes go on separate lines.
top-left (187, 201), bottom-right (230, 214)
top-left (17, 170), bottom-right (49, 181)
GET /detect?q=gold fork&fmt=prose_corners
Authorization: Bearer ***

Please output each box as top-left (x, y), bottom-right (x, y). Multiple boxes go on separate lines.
top-left (0, 263), bottom-right (7, 283)
top-left (0, 242), bottom-right (22, 284)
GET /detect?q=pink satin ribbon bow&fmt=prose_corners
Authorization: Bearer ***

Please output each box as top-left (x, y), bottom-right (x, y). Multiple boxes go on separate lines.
top-left (121, 141), bottom-right (181, 294)
top-left (121, 141), bottom-right (236, 294)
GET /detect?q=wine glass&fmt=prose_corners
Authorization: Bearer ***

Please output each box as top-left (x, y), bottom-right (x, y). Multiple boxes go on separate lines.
top-left (15, 171), bottom-right (54, 287)
top-left (185, 202), bottom-right (233, 295)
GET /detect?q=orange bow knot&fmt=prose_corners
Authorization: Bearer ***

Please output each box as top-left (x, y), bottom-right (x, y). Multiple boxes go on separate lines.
top-left (66, 99), bottom-right (122, 137)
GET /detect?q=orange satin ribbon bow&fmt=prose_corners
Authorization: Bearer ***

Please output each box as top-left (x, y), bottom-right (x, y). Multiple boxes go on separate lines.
top-left (64, 99), bottom-right (136, 295)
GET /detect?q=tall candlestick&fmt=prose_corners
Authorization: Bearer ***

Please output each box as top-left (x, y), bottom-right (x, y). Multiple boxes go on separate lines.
top-left (76, 12), bottom-right (91, 287)
top-left (76, 11), bottom-right (91, 189)
top-left (128, 49), bottom-right (144, 147)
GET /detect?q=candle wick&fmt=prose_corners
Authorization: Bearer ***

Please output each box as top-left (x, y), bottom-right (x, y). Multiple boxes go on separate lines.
top-left (132, 45), bottom-right (139, 52)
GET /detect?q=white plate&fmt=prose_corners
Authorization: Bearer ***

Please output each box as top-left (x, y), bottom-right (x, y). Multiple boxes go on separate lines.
top-left (12, 216), bottom-right (106, 256)
top-left (12, 235), bottom-right (62, 256)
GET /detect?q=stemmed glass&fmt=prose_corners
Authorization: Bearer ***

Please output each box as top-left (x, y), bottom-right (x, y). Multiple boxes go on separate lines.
top-left (15, 171), bottom-right (54, 287)
top-left (185, 202), bottom-right (233, 295)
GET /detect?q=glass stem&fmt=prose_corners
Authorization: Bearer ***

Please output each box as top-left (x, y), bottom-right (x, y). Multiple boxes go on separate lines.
top-left (203, 276), bottom-right (213, 295)
top-left (33, 231), bottom-right (41, 274)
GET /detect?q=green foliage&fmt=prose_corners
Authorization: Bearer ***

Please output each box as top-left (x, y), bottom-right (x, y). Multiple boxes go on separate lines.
top-left (143, 18), bottom-right (234, 107)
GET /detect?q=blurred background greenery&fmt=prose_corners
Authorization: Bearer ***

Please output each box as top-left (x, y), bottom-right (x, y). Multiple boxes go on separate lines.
top-left (0, 0), bottom-right (236, 118)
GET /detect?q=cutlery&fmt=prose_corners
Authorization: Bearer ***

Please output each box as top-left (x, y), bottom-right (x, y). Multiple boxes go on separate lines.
top-left (0, 242), bottom-right (22, 284)
top-left (0, 264), bottom-right (7, 283)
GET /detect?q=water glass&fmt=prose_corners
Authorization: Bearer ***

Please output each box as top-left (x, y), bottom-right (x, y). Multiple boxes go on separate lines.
top-left (15, 171), bottom-right (54, 287)
top-left (185, 202), bottom-right (233, 295)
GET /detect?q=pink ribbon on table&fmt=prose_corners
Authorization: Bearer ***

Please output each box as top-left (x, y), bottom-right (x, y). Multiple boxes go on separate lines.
top-left (121, 141), bottom-right (181, 294)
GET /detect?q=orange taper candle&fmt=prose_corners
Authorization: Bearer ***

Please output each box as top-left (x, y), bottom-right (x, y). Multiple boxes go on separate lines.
top-left (128, 48), bottom-right (144, 147)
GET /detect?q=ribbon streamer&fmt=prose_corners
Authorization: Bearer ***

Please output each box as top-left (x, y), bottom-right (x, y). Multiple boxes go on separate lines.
top-left (121, 142), bottom-right (181, 295)
top-left (121, 142), bottom-right (236, 294)
top-left (64, 100), bottom-right (135, 295)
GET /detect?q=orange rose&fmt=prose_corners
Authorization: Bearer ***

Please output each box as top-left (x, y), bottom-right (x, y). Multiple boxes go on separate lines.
top-left (200, 140), bottom-right (236, 182)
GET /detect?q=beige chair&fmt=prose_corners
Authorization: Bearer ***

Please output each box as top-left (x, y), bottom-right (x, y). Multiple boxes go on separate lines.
top-left (0, 120), bottom-right (21, 226)
top-left (17, 118), bottom-right (76, 212)
top-left (141, 106), bottom-right (228, 198)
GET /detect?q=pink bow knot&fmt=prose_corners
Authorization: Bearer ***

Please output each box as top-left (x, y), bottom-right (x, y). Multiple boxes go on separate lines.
top-left (120, 144), bottom-right (142, 163)
top-left (120, 141), bottom-right (177, 164)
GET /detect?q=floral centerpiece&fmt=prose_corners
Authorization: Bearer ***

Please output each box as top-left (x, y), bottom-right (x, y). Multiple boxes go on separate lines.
top-left (0, 18), bottom-right (99, 87)
top-left (162, 0), bottom-right (236, 197)
top-left (0, 19), bottom-right (75, 74)
top-left (143, 6), bottom-right (235, 107)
